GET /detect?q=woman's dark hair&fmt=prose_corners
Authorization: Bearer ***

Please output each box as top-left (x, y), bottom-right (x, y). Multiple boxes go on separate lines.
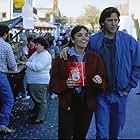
top-left (71, 25), bottom-right (89, 39)
top-left (33, 37), bottom-right (49, 50)
top-left (99, 7), bottom-right (120, 29)
top-left (0, 24), bottom-right (10, 37)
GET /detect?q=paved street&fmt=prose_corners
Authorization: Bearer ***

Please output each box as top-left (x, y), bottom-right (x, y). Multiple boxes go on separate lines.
top-left (0, 88), bottom-right (140, 139)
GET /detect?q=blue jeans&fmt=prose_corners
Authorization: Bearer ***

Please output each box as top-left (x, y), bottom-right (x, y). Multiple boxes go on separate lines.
top-left (95, 91), bottom-right (128, 139)
top-left (0, 73), bottom-right (14, 127)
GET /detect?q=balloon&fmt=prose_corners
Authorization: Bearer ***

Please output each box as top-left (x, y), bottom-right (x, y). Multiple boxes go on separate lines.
top-left (13, 0), bottom-right (25, 9)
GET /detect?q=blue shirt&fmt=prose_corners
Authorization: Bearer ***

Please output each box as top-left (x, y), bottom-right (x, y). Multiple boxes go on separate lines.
top-left (100, 37), bottom-right (116, 90)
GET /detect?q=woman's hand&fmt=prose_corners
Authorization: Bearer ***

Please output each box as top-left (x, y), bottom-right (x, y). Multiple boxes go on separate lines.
top-left (66, 78), bottom-right (79, 88)
top-left (60, 47), bottom-right (70, 60)
top-left (92, 75), bottom-right (102, 84)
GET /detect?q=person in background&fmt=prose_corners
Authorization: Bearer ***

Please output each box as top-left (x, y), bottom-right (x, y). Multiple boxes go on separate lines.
top-left (47, 35), bottom-right (60, 100)
top-left (47, 35), bottom-right (60, 59)
top-left (18, 37), bottom-right (52, 124)
top-left (18, 36), bottom-right (36, 100)
top-left (19, 32), bottom-right (28, 60)
top-left (27, 36), bottom-right (36, 58)
top-left (59, 7), bottom-right (140, 139)
top-left (17, 36), bottom-right (29, 100)
top-left (21, 39), bottom-right (28, 60)
top-left (60, 29), bottom-right (73, 51)
top-left (56, 40), bottom-right (62, 49)
top-left (0, 24), bottom-right (17, 133)
top-left (49, 25), bottom-right (106, 139)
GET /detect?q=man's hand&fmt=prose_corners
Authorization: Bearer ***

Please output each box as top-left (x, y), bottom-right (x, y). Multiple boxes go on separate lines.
top-left (21, 55), bottom-right (27, 61)
top-left (17, 60), bottom-right (26, 65)
top-left (123, 90), bottom-right (129, 96)
top-left (92, 75), bottom-right (102, 84)
top-left (60, 47), bottom-right (70, 60)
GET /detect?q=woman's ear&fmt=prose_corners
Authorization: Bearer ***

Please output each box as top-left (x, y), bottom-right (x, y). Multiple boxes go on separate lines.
top-left (71, 38), bottom-right (75, 44)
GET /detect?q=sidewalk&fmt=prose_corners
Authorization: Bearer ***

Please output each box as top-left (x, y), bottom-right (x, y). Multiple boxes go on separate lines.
top-left (0, 97), bottom-right (58, 139)
top-left (0, 89), bottom-right (140, 139)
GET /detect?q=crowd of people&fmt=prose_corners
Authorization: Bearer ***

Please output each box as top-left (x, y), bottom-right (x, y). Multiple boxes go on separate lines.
top-left (0, 6), bottom-right (140, 139)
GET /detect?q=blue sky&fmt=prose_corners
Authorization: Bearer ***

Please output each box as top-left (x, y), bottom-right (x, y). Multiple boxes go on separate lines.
top-left (33, 0), bottom-right (128, 17)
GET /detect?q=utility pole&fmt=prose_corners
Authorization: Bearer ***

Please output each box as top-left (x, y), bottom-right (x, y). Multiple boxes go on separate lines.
top-left (10, 0), bottom-right (13, 19)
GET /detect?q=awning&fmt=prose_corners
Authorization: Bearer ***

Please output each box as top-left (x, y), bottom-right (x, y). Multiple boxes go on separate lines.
top-left (0, 16), bottom-right (23, 29)
top-left (34, 21), bottom-right (55, 28)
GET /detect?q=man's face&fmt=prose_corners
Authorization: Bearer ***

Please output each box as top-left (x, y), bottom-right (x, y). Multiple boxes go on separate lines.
top-left (103, 12), bottom-right (119, 36)
top-left (3, 32), bottom-right (9, 41)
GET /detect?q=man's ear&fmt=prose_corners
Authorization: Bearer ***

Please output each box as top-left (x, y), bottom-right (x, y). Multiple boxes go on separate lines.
top-left (3, 33), bottom-right (8, 41)
top-left (101, 23), bottom-right (104, 26)
top-left (118, 19), bottom-right (120, 23)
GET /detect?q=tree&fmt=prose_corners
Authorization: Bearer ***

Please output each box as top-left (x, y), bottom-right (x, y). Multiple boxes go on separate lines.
top-left (75, 5), bottom-right (100, 29)
top-left (76, 16), bottom-right (87, 25)
top-left (84, 5), bottom-right (100, 29)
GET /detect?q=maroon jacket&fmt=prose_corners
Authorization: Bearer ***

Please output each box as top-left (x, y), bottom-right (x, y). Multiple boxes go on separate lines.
top-left (49, 50), bottom-right (106, 110)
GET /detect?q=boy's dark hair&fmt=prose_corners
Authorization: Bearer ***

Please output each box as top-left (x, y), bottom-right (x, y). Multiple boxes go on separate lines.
top-left (0, 24), bottom-right (10, 37)
top-left (99, 7), bottom-right (120, 29)
top-left (27, 36), bottom-right (34, 42)
top-left (33, 37), bottom-right (49, 50)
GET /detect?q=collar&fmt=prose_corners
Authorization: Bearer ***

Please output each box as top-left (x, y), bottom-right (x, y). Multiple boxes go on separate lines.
top-left (69, 46), bottom-right (86, 62)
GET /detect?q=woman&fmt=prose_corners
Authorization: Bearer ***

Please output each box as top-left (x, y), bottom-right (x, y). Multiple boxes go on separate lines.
top-left (19, 37), bottom-right (52, 123)
top-left (49, 25), bottom-right (106, 139)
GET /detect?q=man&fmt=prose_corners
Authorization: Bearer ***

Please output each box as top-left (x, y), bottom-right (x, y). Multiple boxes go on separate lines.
top-left (89, 7), bottom-right (140, 139)
top-left (0, 24), bottom-right (17, 134)
top-left (60, 7), bottom-right (140, 139)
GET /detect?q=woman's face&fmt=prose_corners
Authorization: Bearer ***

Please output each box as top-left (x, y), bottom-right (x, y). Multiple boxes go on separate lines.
top-left (35, 43), bottom-right (44, 53)
top-left (28, 40), bottom-right (35, 48)
top-left (73, 28), bottom-right (89, 49)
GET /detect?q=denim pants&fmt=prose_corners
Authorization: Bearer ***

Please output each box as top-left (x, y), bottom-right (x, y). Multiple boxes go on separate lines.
top-left (0, 73), bottom-right (14, 126)
top-left (95, 91), bottom-right (128, 139)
